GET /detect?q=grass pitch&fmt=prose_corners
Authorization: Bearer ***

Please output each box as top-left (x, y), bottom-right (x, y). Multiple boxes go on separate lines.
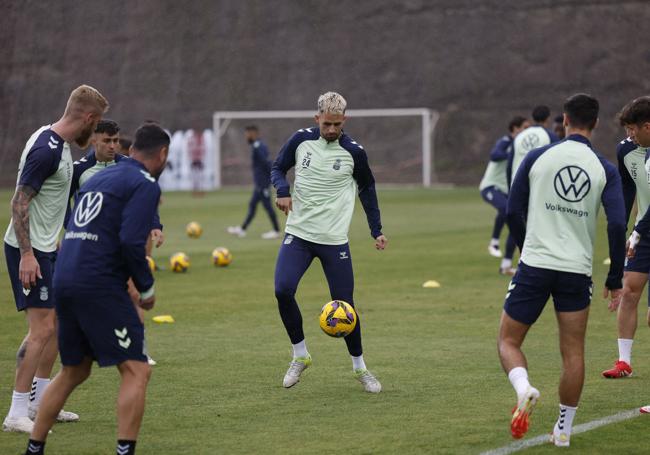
top-left (0, 187), bottom-right (648, 454)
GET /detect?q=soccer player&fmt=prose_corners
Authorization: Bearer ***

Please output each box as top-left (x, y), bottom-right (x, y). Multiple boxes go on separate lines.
top-left (510, 105), bottom-right (560, 181)
top-left (498, 94), bottom-right (626, 446)
top-left (603, 96), bottom-right (650, 380)
top-left (65, 119), bottom-right (163, 366)
top-left (24, 124), bottom-right (169, 455)
top-left (3, 85), bottom-right (108, 433)
top-left (271, 92), bottom-right (387, 393)
top-left (227, 125), bottom-right (281, 239)
top-left (479, 116), bottom-right (528, 274)
top-left (118, 137), bottom-right (132, 156)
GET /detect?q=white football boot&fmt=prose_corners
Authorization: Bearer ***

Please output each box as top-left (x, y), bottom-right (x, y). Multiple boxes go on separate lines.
top-left (283, 355), bottom-right (312, 388)
top-left (3, 415), bottom-right (34, 433)
top-left (28, 406), bottom-right (79, 423)
top-left (226, 226), bottom-right (246, 237)
top-left (354, 369), bottom-right (382, 393)
top-left (261, 230), bottom-right (281, 240)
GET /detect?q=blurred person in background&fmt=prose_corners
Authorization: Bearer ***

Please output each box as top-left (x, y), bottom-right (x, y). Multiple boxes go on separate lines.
top-left (228, 125), bottom-right (281, 239)
top-left (479, 115), bottom-right (529, 275)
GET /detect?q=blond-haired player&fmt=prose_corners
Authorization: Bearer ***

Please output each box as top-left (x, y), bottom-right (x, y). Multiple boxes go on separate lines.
top-left (3, 85), bottom-right (108, 433)
top-left (272, 92), bottom-right (387, 392)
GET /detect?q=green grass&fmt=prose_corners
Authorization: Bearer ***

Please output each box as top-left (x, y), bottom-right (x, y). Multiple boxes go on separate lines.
top-left (0, 188), bottom-right (648, 454)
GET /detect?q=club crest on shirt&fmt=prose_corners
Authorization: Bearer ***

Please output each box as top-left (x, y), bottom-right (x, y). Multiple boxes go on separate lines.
top-left (333, 159), bottom-right (342, 170)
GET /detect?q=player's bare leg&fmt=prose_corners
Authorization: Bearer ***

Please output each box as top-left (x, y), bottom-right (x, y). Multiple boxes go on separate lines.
top-left (116, 360), bottom-right (151, 441)
top-left (498, 311), bottom-right (539, 439)
top-left (30, 358), bottom-right (92, 443)
top-left (603, 271), bottom-right (645, 378)
top-left (4, 309), bottom-right (56, 433)
top-left (551, 307), bottom-right (589, 447)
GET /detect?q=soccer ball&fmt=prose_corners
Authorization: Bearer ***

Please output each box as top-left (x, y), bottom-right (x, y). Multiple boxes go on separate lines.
top-left (319, 300), bottom-right (357, 338)
top-left (186, 222), bottom-right (203, 238)
top-left (212, 247), bottom-right (232, 267)
top-left (170, 252), bottom-right (190, 273)
top-left (146, 256), bottom-right (156, 273)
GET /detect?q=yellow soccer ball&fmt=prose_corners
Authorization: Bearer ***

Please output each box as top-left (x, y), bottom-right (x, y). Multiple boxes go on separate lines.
top-left (212, 247), bottom-right (232, 267)
top-left (186, 222), bottom-right (203, 238)
top-left (319, 300), bottom-right (357, 338)
top-left (146, 256), bottom-right (156, 273)
top-left (170, 252), bottom-right (190, 273)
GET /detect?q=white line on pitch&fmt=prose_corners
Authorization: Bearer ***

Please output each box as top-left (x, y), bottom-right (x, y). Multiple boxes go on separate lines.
top-left (479, 408), bottom-right (644, 455)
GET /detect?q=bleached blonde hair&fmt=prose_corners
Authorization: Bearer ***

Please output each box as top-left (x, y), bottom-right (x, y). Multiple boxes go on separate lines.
top-left (317, 92), bottom-right (347, 115)
top-left (65, 84), bottom-right (109, 117)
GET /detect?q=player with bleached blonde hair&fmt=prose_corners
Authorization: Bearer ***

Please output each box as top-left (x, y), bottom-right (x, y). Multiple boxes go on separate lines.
top-left (272, 92), bottom-right (388, 393)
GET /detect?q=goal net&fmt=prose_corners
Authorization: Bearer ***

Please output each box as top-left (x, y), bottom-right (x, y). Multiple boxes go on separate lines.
top-left (212, 109), bottom-right (439, 188)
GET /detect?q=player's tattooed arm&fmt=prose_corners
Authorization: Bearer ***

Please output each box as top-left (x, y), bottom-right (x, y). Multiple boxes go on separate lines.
top-left (11, 185), bottom-right (37, 255)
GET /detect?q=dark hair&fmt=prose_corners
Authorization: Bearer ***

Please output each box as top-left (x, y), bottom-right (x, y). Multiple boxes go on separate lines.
top-left (95, 119), bottom-right (120, 135)
top-left (554, 114), bottom-right (564, 124)
top-left (119, 137), bottom-right (132, 150)
top-left (244, 125), bottom-right (259, 132)
top-left (563, 93), bottom-right (599, 131)
top-left (133, 124), bottom-right (170, 155)
top-left (619, 96), bottom-right (650, 126)
top-left (532, 105), bottom-right (551, 123)
top-left (508, 116), bottom-right (527, 132)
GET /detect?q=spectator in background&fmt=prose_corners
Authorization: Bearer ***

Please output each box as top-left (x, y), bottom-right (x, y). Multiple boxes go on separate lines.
top-left (187, 129), bottom-right (206, 196)
top-left (227, 126), bottom-right (281, 239)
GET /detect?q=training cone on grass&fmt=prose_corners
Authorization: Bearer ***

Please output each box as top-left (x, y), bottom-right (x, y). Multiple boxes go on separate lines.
top-left (603, 257), bottom-right (611, 265)
top-left (422, 280), bottom-right (441, 288)
top-left (153, 315), bottom-right (175, 324)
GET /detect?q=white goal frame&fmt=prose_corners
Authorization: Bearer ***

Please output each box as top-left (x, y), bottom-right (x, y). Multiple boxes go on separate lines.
top-left (212, 108), bottom-right (440, 189)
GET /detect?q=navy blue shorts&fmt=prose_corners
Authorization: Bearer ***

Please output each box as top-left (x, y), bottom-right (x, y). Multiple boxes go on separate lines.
top-left (625, 238), bottom-right (650, 274)
top-left (504, 262), bottom-right (593, 325)
top-left (5, 242), bottom-right (56, 312)
top-left (55, 287), bottom-right (147, 367)
top-left (480, 186), bottom-right (508, 213)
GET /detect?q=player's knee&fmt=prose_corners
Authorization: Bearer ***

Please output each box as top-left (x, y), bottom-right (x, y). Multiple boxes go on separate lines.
top-left (275, 285), bottom-right (295, 304)
top-left (28, 321), bottom-right (56, 345)
top-left (621, 286), bottom-right (642, 308)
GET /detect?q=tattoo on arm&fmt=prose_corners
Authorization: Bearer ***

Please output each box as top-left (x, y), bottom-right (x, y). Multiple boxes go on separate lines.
top-left (11, 185), bottom-right (37, 256)
top-left (16, 339), bottom-right (28, 368)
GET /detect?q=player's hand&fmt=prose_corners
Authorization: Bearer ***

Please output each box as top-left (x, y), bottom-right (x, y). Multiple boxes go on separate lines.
top-left (151, 229), bottom-right (164, 248)
top-left (605, 287), bottom-right (623, 312)
top-left (626, 231), bottom-right (640, 258)
top-left (375, 235), bottom-right (388, 250)
top-left (276, 197), bottom-right (292, 215)
top-left (19, 251), bottom-right (42, 289)
top-left (139, 295), bottom-right (155, 311)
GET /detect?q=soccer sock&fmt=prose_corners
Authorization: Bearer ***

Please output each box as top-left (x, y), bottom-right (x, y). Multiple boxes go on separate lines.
top-left (555, 404), bottom-right (577, 435)
top-left (25, 439), bottom-right (45, 454)
top-left (30, 377), bottom-right (51, 409)
top-left (8, 390), bottom-right (30, 418)
top-left (507, 367), bottom-right (530, 401)
top-left (117, 440), bottom-right (136, 455)
top-left (618, 338), bottom-right (633, 364)
top-left (490, 238), bottom-right (500, 247)
top-left (351, 355), bottom-right (367, 371)
top-left (292, 340), bottom-right (308, 359)
top-left (500, 258), bottom-right (512, 270)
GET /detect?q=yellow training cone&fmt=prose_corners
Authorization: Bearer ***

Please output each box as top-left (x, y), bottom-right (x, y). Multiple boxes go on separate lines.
top-left (153, 315), bottom-right (175, 324)
top-left (422, 280), bottom-right (441, 288)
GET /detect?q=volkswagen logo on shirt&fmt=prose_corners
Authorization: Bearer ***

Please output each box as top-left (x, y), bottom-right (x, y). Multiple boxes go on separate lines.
top-left (554, 166), bottom-right (591, 203)
top-left (74, 192), bottom-right (104, 227)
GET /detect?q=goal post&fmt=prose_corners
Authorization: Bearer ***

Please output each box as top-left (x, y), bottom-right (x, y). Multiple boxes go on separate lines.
top-left (212, 108), bottom-right (440, 188)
